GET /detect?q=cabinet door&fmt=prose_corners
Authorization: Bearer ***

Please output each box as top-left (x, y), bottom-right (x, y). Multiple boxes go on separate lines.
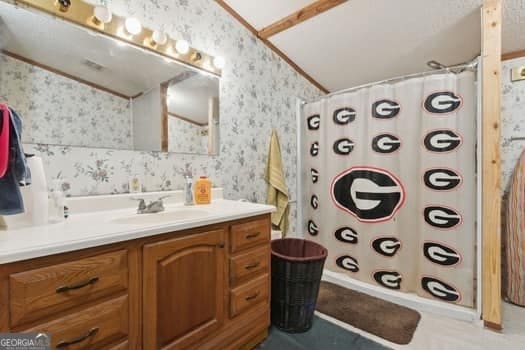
top-left (143, 229), bottom-right (226, 350)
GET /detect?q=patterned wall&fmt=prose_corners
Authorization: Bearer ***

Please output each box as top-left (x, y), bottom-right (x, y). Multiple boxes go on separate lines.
top-left (0, 53), bottom-right (133, 149)
top-left (502, 56), bottom-right (525, 193)
top-left (168, 117), bottom-right (208, 154)
top-left (14, 0), bottom-right (322, 234)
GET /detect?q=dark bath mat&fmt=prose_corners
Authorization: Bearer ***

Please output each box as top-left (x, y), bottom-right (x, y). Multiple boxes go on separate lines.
top-left (316, 281), bottom-right (421, 345)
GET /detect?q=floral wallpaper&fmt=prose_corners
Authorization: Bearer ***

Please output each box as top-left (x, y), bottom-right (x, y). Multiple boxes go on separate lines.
top-left (11, 0), bottom-right (322, 233)
top-left (502, 56), bottom-right (525, 193)
top-left (0, 53), bottom-right (133, 149)
top-left (168, 117), bottom-right (208, 154)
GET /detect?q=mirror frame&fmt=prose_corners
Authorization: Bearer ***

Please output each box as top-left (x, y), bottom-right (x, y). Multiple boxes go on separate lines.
top-left (11, 0), bottom-right (222, 77)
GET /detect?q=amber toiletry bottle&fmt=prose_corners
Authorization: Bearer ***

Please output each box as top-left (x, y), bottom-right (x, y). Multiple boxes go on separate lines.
top-left (194, 176), bottom-right (211, 204)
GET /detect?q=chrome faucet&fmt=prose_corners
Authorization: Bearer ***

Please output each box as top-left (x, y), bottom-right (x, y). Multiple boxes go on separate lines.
top-left (132, 196), bottom-right (169, 214)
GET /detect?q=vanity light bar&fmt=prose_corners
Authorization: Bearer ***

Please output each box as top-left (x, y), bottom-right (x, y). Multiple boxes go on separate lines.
top-left (13, 0), bottom-right (223, 76)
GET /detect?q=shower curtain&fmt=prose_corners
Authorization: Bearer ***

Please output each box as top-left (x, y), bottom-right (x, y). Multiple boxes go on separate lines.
top-left (302, 71), bottom-right (477, 307)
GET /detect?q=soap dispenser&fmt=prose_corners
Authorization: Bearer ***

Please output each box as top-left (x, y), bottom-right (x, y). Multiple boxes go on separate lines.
top-left (51, 179), bottom-right (67, 221)
top-left (184, 173), bottom-right (194, 206)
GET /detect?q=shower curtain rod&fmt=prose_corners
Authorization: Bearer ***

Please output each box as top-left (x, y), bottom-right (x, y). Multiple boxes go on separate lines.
top-left (304, 57), bottom-right (480, 104)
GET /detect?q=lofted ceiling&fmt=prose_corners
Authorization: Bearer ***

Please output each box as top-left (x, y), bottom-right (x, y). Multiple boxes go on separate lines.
top-left (222, 0), bottom-right (525, 93)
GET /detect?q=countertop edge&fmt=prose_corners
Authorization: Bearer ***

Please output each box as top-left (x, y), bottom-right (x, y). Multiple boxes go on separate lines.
top-left (0, 207), bottom-right (274, 264)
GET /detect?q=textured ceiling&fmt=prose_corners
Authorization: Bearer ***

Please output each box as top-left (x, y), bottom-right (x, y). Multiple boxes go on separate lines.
top-left (224, 0), bottom-right (525, 92)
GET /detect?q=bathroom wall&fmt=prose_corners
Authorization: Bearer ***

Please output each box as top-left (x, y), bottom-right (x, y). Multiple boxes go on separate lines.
top-left (0, 53), bottom-right (133, 149)
top-left (168, 117), bottom-right (208, 154)
top-left (24, 0), bottom-right (322, 233)
top-left (501, 56), bottom-right (525, 193)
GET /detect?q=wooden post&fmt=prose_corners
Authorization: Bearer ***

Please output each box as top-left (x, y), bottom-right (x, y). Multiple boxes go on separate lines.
top-left (481, 0), bottom-right (502, 330)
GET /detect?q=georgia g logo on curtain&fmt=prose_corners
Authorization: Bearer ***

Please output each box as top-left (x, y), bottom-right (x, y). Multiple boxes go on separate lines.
top-left (330, 166), bottom-right (405, 222)
top-left (423, 91), bottom-right (462, 114)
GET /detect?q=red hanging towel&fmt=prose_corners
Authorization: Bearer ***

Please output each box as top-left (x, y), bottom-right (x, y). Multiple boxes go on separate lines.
top-left (0, 103), bottom-right (10, 178)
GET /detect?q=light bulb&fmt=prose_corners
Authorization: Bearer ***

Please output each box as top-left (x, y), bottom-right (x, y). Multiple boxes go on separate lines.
top-left (213, 56), bottom-right (225, 69)
top-left (125, 17), bottom-right (142, 35)
top-left (151, 31), bottom-right (168, 46)
top-left (175, 40), bottom-right (189, 54)
top-left (93, 5), bottom-right (112, 24)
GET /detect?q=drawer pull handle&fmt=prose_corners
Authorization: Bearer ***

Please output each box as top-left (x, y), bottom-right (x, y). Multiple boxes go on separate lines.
top-left (56, 327), bottom-right (99, 348)
top-left (245, 291), bottom-right (260, 301)
top-left (56, 276), bottom-right (99, 293)
top-left (245, 262), bottom-right (260, 270)
top-left (245, 232), bottom-right (260, 239)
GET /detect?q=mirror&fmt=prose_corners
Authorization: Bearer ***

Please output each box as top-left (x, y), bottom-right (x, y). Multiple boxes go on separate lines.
top-left (0, 1), bottom-right (220, 155)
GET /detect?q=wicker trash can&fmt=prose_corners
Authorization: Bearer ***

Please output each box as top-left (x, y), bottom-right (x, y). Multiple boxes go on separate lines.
top-left (270, 238), bottom-right (328, 333)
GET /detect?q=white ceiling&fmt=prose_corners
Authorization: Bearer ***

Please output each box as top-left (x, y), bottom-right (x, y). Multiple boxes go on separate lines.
top-left (225, 0), bottom-right (525, 92)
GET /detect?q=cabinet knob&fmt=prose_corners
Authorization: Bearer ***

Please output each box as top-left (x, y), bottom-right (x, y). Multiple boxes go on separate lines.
top-left (217, 242), bottom-right (225, 248)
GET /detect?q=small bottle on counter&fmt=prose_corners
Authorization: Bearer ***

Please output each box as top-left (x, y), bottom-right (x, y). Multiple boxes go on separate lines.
top-left (194, 176), bottom-right (211, 204)
top-left (184, 174), bottom-right (194, 206)
top-left (51, 179), bottom-right (67, 221)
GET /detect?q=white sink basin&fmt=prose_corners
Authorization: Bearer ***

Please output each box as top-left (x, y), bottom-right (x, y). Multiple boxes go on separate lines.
top-left (111, 208), bottom-right (210, 225)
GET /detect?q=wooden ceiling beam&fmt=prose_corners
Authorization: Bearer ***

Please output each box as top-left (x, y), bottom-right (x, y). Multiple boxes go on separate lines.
top-left (258, 0), bottom-right (348, 39)
top-left (215, 0), bottom-right (329, 93)
top-left (502, 49), bottom-right (525, 61)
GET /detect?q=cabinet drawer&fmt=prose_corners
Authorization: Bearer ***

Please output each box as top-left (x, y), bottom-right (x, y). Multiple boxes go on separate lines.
top-left (23, 295), bottom-right (128, 350)
top-left (230, 274), bottom-right (269, 318)
top-left (230, 245), bottom-right (269, 286)
top-left (230, 218), bottom-right (270, 253)
top-left (9, 250), bottom-right (128, 327)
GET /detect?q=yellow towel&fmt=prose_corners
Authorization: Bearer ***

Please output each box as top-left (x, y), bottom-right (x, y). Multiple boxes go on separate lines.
top-left (265, 129), bottom-right (290, 235)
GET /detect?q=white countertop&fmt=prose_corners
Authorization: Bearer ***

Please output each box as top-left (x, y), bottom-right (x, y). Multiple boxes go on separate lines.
top-left (0, 199), bottom-right (275, 264)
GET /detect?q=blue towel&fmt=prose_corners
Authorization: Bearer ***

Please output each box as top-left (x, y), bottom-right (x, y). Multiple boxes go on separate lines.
top-left (0, 107), bottom-right (31, 215)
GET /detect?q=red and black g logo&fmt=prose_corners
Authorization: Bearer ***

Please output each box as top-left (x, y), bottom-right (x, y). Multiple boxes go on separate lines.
top-left (423, 168), bottom-right (462, 191)
top-left (372, 99), bottom-right (400, 119)
top-left (331, 167), bottom-right (405, 223)
top-left (424, 91), bottom-right (462, 114)
top-left (421, 276), bottom-right (461, 303)
top-left (336, 255), bottom-right (359, 272)
top-left (423, 129), bottom-right (462, 153)
top-left (372, 134), bottom-right (401, 154)
top-left (333, 107), bottom-right (356, 124)
top-left (334, 227), bottom-right (358, 244)
top-left (371, 237), bottom-right (401, 257)
top-left (373, 270), bottom-right (402, 290)
top-left (307, 114), bottom-right (321, 130)
top-left (423, 242), bottom-right (461, 266)
top-left (424, 206), bottom-right (462, 229)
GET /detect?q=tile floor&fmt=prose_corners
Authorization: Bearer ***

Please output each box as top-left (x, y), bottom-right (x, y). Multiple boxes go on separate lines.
top-left (316, 301), bottom-right (525, 350)
top-left (258, 316), bottom-right (387, 350)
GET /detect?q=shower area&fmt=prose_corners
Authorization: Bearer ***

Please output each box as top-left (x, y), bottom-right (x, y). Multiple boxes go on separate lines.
top-left (296, 61), bottom-right (482, 320)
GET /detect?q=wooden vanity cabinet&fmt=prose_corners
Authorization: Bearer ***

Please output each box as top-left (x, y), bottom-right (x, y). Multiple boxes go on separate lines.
top-left (0, 214), bottom-right (271, 350)
top-left (143, 228), bottom-right (226, 349)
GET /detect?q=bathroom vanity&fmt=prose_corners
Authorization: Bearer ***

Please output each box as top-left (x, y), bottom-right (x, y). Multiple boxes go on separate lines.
top-left (0, 191), bottom-right (274, 349)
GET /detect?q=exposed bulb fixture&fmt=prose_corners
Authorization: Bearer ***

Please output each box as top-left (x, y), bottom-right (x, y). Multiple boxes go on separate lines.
top-left (191, 52), bottom-right (202, 62)
top-left (55, 0), bottom-right (71, 12)
top-left (212, 56), bottom-right (225, 69)
top-left (93, 5), bottom-right (112, 25)
top-left (151, 31), bottom-right (168, 46)
top-left (175, 40), bottom-right (190, 54)
top-left (124, 17), bottom-right (142, 36)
